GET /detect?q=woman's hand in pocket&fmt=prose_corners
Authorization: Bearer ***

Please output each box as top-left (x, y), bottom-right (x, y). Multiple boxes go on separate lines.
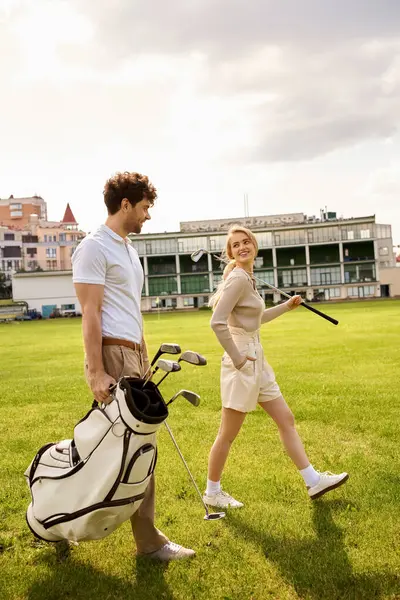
top-left (236, 355), bottom-right (256, 370)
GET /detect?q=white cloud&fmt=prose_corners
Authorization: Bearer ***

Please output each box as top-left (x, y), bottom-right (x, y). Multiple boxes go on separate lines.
top-left (0, 0), bottom-right (400, 244)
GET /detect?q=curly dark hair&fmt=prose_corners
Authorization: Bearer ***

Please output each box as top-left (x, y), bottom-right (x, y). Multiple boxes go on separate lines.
top-left (103, 171), bottom-right (157, 215)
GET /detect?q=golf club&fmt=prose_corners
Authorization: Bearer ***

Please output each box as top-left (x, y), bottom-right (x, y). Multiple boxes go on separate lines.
top-left (154, 360), bottom-right (182, 387)
top-left (143, 343), bottom-right (181, 381)
top-left (178, 350), bottom-right (207, 367)
top-left (164, 421), bottom-right (225, 521)
top-left (166, 389), bottom-right (200, 407)
top-left (151, 343), bottom-right (181, 367)
top-left (143, 359), bottom-right (181, 389)
top-left (191, 248), bottom-right (339, 326)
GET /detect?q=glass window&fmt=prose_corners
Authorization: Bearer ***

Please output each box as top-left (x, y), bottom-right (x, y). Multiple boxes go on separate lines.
top-left (212, 273), bottom-right (223, 288)
top-left (376, 224), bottom-right (391, 239)
top-left (360, 229), bottom-right (370, 239)
top-left (309, 226), bottom-right (340, 243)
top-left (347, 285), bottom-right (375, 298)
top-left (277, 268), bottom-right (307, 288)
top-left (147, 256), bottom-right (176, 275)
top-left (276, 230), bottom-right (306, 245)
top-left (329, 288), bottom-right (340, 298)
top-left (254, 232), bottom-right (273, 248)
top-left (379, 247), bottom-right (389, 256)
top-left (344, 263), bottom-right (375, 283)
top-left (4, 233), bottom-right (15, 241)
top-left (129, 239), bottom-right (146, 255)
top-left (310, 266), bottom-right (341, 285)
top-left (44, 235), bottom-right (48, 242)
top-left (148, 276), bottom-right (178, 296)
top-left (144, 238), bottom-right (178, 255)
top-left (254, 270), bottom-right (274, 287)
top-left (181, 274), bottom-right (210, 294)
top-left (209, 236), bottom-right (226, 251)
top-left (178, 237), bottom-right (209, 253)
top-left (46, 248), bottom-right (57, 258)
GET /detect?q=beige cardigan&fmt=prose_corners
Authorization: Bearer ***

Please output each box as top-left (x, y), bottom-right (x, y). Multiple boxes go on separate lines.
top-left (210, 268), bottom-right (289, 367)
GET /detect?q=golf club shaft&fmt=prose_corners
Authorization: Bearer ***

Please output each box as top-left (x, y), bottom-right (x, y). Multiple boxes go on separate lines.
top-left (156, 371), bottom-right (169, 387)
top-left (251, 274), bottom-right (339, 326)
top-left (142, 366), bottom-right (159, 388)
top-left (163, 422), bottom-right (210, 517)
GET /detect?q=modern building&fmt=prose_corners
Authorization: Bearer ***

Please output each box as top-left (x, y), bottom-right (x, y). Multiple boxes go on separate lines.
top-left (11, 210), bottom-right (399, 317)
top-left (128, 211), bottom-right (397, 311)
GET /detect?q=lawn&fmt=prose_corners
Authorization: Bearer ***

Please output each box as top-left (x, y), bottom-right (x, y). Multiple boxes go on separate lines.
top-left (0, 300), bottom-right (399, 600)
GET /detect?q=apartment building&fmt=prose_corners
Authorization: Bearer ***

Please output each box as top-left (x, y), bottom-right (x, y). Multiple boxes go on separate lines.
top-left (0, 195), bottom-right (47, 228)
top-left (0, 203), bottom-right (85, 280)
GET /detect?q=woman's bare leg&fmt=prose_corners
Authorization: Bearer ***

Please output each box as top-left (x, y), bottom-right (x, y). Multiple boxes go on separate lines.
top-left (207, 407), bottom-right (247, 482)
top-left (259, 395), bottom-right (309, 469)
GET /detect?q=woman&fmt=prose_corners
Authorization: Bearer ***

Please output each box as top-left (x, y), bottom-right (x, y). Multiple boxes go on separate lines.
top-left (203, 225), bottom-right (348, 509)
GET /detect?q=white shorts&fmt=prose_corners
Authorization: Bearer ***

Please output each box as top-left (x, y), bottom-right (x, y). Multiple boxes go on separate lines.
top-left (220, 327), bottom-right (282, 413)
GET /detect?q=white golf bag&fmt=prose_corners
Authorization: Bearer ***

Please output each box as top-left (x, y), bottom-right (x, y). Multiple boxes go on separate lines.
top-left (24, 377), bottom-right (168, 543)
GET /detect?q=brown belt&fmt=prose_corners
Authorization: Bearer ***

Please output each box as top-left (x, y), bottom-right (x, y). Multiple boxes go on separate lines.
top-left (102, 337), bottom-right (141, 351)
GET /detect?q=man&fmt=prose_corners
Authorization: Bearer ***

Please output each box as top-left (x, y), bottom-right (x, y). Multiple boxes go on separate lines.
top-left (72, 171), bottom-right (195, 561)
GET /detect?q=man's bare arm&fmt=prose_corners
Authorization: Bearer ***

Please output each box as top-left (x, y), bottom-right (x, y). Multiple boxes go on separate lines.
top-left (75, 283), bottom-right (116, 403)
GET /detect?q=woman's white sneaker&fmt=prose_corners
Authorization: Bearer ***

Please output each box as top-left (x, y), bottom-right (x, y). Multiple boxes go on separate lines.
top-left (308, 471), bottom-right (349, 500)
top-left (203, 490), bottom-right (244, 508)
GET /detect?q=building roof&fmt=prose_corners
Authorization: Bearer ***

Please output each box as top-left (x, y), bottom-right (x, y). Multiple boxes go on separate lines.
top-left (0, 196), bottom-right (45, 206)
top-left (61, 203), bottom-right (77, 224)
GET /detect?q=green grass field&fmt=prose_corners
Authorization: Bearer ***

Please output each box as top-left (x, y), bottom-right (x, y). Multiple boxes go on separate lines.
top-left (1, 301), bottom-right (399, 600)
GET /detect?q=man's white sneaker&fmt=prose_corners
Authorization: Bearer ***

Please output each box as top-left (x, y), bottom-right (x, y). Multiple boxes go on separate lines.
top-left (143, 541), bottom-right (195, 561)
top-left (308, 471), bottom-right (349, 500)
top-left (203, 490), bottom-right (244, 509)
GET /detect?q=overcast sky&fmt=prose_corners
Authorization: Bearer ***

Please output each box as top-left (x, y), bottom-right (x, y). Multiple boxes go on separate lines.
top-left (1, 0), bottom-right (400, 244)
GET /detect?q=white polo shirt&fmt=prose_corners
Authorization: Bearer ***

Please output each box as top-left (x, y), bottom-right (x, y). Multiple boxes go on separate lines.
top-left (72, 224), bottom-right (143, 343)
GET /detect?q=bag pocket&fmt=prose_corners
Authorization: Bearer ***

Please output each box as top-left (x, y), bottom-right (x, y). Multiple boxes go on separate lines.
top-left (122, 443), bottom-right (156, 484)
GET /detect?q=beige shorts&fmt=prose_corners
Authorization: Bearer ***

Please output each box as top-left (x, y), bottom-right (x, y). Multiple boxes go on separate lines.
top-left (220, 327), bottom-right (282, 413)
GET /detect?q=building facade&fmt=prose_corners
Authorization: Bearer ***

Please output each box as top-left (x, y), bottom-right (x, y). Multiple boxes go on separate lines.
top-left (128, 211), bottom-right (396, 311)
top-left (0, 203), bottom-right (85, 290)
top-left (0, 195), bottom-right (47, 228)
top-left (11, 210), bottom-right (398, 317)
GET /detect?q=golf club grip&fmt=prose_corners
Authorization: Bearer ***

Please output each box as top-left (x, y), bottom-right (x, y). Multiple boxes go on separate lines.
top-left (300, 302), bottom-right (339, 325)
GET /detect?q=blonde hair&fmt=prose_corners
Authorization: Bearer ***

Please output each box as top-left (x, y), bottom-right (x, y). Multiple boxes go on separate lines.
top-left (209, 225), bottom-right (258, 309)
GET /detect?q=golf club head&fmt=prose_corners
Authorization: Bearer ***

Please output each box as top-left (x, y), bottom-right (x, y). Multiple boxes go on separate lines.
top-left (151, 343), bottom-right (181, 366)
top-left (156, 359), bottom-right (181, 373)
top-left (166, 389), bottom-right (200, 407)
top-left (179, 350), bottom-right (207, 366)
top-left (190, 249), bottom-right (207, 263)
top-left (204, 512), bottom-right (225, 520)
top-left (180, 390), bottom-right (200, 407)
top-left (160, 343), bottom-right (181, 355)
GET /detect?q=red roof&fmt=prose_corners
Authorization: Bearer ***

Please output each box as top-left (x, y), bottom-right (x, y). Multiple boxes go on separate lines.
top-left (61, 203), bottom-right (77, 224)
